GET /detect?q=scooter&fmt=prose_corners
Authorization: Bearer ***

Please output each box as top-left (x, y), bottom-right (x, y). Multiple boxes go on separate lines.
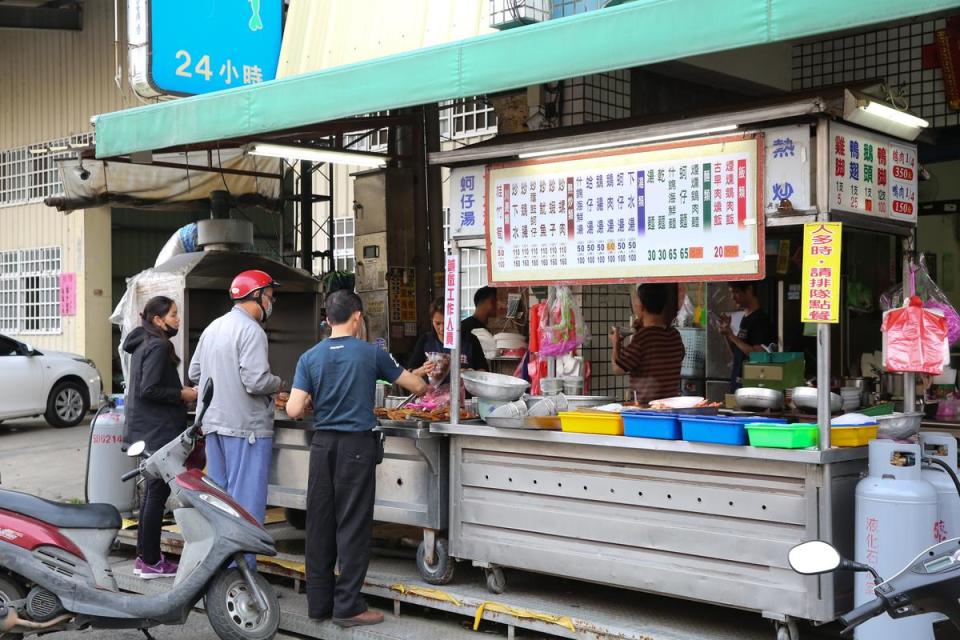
top-left (789, 538), bottom-right (960, 637)
top-left (0, 380), bottom-right (281, 640)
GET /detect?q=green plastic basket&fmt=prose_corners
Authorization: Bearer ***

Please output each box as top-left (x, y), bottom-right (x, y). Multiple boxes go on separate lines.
top-left (746, 422), bottom-right (819, 449)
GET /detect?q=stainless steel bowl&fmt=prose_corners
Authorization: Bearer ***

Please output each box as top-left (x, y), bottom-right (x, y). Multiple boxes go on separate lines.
top-left (791, 386), bottom-right (842, 412)
top-left (462, 371), bottom-right (530, 401)
top-left (735, 387), bottom-right (784, 410)
top-left (875, 411), bottom-right (923, 440)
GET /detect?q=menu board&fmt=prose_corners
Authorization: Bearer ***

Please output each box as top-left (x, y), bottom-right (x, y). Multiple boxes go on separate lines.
top-left (485, 136), bottom-right (764, 285)
top-left (829, 122), bottom-right (918, 223)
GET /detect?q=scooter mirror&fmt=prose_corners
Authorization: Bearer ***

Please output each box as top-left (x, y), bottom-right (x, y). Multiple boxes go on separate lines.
top-left (789, 541), bottom-right (842, 575)
top-left (201, 378), bottom-right (214, 405)
top-left (127, 441), bottom-right (147, 457)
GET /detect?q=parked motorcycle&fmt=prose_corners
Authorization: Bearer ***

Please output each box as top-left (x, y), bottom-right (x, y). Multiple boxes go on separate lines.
top-left (0, 380), bottom-right (281, 640)
top-left (789, 539), bottom-right (960, 637)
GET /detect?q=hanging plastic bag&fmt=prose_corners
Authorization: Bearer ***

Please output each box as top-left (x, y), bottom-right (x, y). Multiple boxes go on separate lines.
top-left (880, 254), bottom-right (960, 345)
top-left (538, 286), bottom-right (589, 357)
top-left (881, 295), bottom-right (949, 374)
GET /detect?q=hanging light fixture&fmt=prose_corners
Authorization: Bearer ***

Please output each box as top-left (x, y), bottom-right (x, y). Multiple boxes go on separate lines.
top-left (843, 89), bottom-right (928, 141)
top-left (246, 143), bottom-right (390, 168)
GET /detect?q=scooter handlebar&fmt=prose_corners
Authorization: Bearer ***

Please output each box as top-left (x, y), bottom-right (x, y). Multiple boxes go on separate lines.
top-left (120, 467), bottom-right (141, 482)
top-left (839, 597), bottom-right (887, 634)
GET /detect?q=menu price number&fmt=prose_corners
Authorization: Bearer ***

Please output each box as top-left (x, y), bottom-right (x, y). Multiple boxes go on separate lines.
top-left (647, 247), bottom-right (690, 262)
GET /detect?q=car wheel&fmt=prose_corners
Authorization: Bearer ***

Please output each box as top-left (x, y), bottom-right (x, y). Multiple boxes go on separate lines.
top-left (45, 380), bottom-right (89, 428)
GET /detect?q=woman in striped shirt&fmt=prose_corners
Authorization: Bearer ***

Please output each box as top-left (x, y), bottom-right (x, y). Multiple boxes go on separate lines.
top-left (610, 284), bottom-right (685, 405)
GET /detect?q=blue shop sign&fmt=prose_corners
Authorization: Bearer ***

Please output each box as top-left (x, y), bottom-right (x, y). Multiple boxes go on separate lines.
top-left (148, 0), bottom-right (283, 96)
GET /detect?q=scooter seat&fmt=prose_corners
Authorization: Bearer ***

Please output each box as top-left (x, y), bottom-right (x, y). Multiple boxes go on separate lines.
top-left (0, 488), bottom-right (121, 530)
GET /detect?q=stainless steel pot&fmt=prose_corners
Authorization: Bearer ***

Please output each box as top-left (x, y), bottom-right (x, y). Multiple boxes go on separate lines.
top-left (880, 373), bottom-right (904, 398)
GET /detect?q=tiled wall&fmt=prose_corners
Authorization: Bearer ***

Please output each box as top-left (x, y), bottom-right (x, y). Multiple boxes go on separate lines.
top-left (579, 284), bottom-right (632, 400)
top-left (792, 16), bottom-right (958, 129)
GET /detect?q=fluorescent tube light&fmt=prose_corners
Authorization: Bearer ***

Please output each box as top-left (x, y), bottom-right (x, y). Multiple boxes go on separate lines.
top-left (517, 125), bottom-right (738, 159)
top-left (843, 89), bottom-right (928, 141)
top-left (859, 100), bottom-right (929, 129)
top-left (247, 143), bottom-right (389, 168)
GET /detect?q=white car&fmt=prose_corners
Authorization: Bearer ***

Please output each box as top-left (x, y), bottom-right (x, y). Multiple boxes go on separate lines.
top-left (0, 333), bottom-right (102, 428)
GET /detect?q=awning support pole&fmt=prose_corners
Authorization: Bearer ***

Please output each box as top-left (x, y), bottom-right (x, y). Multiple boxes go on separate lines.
top-left (450, 240), bottom-right (462, 427)
top-left (903, 236), bottom-right (916, 413)
top-left (300, 160), bottom-right (313, 274)
top-left (815, 116), bottom-right (831, 450)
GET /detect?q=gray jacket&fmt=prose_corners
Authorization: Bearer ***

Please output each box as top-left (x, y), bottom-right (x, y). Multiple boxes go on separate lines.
top-left (188, 307), bottom-right (281, 439)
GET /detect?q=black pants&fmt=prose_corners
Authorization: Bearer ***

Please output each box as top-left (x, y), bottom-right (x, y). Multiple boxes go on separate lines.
top-left (136, 477), bottom-right (171, 565)
top-left (305, 430), bottom-right (378, 620)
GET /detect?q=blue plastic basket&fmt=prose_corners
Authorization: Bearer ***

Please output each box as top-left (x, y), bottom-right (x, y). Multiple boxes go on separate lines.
top-left (679, 415), bottom-right (787, 445)
top-left (623, 411), bottom-right (681, 440)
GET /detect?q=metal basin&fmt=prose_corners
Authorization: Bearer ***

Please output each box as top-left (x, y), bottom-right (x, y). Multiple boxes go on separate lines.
top-left (462, 371), bottom-right (530, 401)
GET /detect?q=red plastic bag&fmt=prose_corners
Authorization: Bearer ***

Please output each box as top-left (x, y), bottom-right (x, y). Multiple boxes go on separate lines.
top-left (882, 296), bottom-right (949, 374)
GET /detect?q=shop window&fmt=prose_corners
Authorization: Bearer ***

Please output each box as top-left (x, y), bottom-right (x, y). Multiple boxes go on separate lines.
top-left (439, 98), bottom-right (499, 140)
top-left (334, 217), bottom-right (355, 273)
top-left (0, 247), bottom-right (62, 335)
top-left (0, 133), bottom-right (93, 208)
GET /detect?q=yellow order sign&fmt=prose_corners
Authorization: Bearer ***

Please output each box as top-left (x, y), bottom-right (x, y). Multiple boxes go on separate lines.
top-left (801, 222), bottom-right (842, 323)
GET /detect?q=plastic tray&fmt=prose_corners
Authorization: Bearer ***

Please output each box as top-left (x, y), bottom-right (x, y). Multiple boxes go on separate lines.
top-left (746, 422), bottom-right (819, 449)
top-left (622, 411), bottom-right (681, 440)
top-left (831, 425), bottom-right (878, 447)
top-left (679, 415), bottom-right (787, 446)
top-left (558, 410), bottom-right (624, 436)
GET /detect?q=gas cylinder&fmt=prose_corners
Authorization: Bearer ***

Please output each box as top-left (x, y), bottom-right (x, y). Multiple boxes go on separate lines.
top-left (855, 440), bottom-right (938, 640)
top-left (920, 431), bottom-right (960, 543)
top-left (84, 397), bottom-right (137, 515)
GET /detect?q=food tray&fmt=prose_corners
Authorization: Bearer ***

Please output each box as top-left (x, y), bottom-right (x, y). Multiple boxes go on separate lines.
top-left (377, 419), bottom-right (427, 429)
top-left (831, 425), bottom-right (878, 447)
top-left (679, 415), bottom-right (787, 446)
top-left (524, 416), bottom-right (562, 430)
top-left (622, 411), bottom-right (681, 440)
top-left (746, 422), bottom-right (818, 449)
top-left (558, 410), bottom-right (624, 436)
top-left (485, 416), bottom-right (528, 429)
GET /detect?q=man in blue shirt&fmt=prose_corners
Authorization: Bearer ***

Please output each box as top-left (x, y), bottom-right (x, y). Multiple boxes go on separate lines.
top-left (286, 290), bottom-right (426, 628)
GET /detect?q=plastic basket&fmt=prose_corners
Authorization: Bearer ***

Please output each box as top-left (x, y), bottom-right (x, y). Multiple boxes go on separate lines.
top-left (746, 423), bottom-right (819, 449)
top-left (680, 415), bottom-right (786, 446)
top-left (831, 425), bottom-right (878, 447)
top-left (623, 411), bottom-right (681, 439)
top-left (677, 328), bottom-right (706, 377)
top-left (559, 411), bottom-right (624, 436)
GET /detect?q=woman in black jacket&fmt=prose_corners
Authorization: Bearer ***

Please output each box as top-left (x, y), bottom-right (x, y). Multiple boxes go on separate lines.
top-left (123, 296), bottom-right (197, 579)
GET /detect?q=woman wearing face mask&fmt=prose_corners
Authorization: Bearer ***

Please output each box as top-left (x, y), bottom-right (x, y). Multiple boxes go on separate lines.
top-left (123, 296), bottom-right (198, 579)
top-left (407, 297), bottom-right (488, 384)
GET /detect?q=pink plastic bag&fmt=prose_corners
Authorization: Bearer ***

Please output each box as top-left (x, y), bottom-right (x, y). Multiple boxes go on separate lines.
top-left (882, 295), bottom-right (949, 374)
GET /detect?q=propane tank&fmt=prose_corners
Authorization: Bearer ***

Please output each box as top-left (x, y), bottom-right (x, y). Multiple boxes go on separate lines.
top-left (920, 431), bottom-right (960, 543)
top-left (84, 396), bottom-right (137, 515)
top-left (855, 440), bottom-right (938, 640)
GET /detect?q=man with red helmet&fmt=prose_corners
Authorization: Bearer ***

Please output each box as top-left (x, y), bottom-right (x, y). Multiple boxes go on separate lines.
top-left (188, 270), bottom-right (285, 558)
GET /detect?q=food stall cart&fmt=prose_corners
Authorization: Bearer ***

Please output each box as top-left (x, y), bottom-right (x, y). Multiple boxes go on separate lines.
top-left (428, 99), bottom-right (922, 640)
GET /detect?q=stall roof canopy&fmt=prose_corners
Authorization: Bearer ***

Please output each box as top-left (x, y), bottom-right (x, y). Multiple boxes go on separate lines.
top-left (94, 0), bottom-right (960, 159)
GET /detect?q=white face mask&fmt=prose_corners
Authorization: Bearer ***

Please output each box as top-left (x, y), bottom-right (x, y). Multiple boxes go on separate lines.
top-left (262, 297), bottom-right (274, 321)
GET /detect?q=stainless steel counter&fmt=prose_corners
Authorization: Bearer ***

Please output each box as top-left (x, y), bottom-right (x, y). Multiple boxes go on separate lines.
top-left (429, 422), bottom-right (868, 464)
top-left (433, 420), bottom-right (866, 625)
top-left (269, 415), bottom-right (449, 531)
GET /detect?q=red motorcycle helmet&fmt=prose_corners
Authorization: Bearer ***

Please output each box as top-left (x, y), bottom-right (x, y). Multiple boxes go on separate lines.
top-left (229, 270), bottom-right (279, 301)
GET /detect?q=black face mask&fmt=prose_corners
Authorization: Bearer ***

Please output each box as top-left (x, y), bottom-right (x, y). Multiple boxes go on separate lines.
top-left (163, 324), bottom-right (179, 338)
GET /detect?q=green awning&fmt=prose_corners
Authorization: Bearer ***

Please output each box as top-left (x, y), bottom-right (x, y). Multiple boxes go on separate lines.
top-left (95, 0), bottom-right (960, 159)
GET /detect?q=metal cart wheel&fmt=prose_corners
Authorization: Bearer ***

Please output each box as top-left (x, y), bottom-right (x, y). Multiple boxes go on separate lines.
top-left (416, 538), bottom-right (455, 585)
top-left (775, 619), bottom-right (800, 640)
top-left (484, 566), bottom-right (506, 594)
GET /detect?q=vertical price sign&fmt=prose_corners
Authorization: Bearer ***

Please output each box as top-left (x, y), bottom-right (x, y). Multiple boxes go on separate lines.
top-left (443, 254), bottom-right (461, 349)
top-left (801, 223), bottom-right (843, 323)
